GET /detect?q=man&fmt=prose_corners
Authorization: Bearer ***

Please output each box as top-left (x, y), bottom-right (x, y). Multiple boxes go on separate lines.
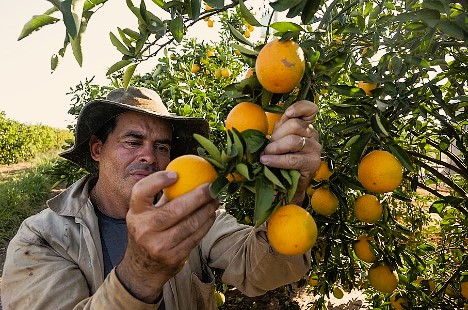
top-left (2, 87), bottom-right (321, 309)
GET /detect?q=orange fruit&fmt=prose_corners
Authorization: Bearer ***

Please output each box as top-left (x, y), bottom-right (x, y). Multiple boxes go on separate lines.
top-left (358, 81), bottom-right (377, 96)
top-left (267, 204), bottom-right (318, 255)
top-left (313, 161), bottom-right (332, 181)
top-left (191, 63), bottom-right (200, 73)
top-left (244, 29), bottom-right (250, 38)
top-left (226, 172), bottom-right (245, 182)
top-left (206, 50), bottom-right (215, 57)
top-left (265, 111), bottom-right (283, 136)
top-left (248, 25), bottom-right (254, 32)
top-left (207, 19), bottom-right (214, 27)
top-left (225, 102), bottom-right (268, 134)
top-left (214, 68), bottom-right (222, 79)
top-left (255, 39), bottom-right (305, 93)
top-left (333, 287), bottom-right (344, 299)
top-left (205, 4), bottom-right (213, 10)
top-left (245, 68), bottom-right (255, 78)
top-left (234, 49), bottom-right (241, 55)
top-left (390, 293), bottom-right (408, 310)
top-left (308, 276), bottom-right (319, 287)
top-left (354, 235), bottom-right (377, 263)
top-left (353, 194), bottom-right (383, 223)
top-left (221, 68), bottom-right (231, 78)
top-left (358, 150), bottom-right (403, 193)
top-left (310, 187), bottom-right (339, 216)
top-left (368, 263), bottom-right (399, 293)
top-left (163, 155), bottom-right (217, 201)
top-left (306, 184), bottom-right (316, 197)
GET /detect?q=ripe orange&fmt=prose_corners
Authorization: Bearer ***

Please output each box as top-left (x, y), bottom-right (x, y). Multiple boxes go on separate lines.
top-left (191, 63), bottom-right (200, 73)
top-left (308, 276), bottom-right (319, 287)
top-left (358, 81), bottom-right (377, 96)
top-left (226, 172), bottom-right (245, 182)
top-left (163, 155), bottom-right (217, 201)
top-left (368, 263), bottom-right (399, 293)
top-left (206, 50), bottom-right (215, 57)
top-left (353, 194), bottom-right (383, 223)
top-left (265, 111), bottom-right (283, 136)
top-left (313, 161), bottom-right (332, 181)
top-left (207, 19), bottom-right (214, 27)
top-left (234, 49), bottom-right (241, 55)
top-left (245, 68), bottom-right (255, 78)
top-left (354, 235), bottom-right (377, 263)
top-left (306, 184), bottom-right (316, 197)
top-left (389, 293), bottom-right (408, 310)
top-left (358, 150), bottom-right (403, 193)
top-left (255, 39), bottom-right (305, 93)
top-left (310, 187), bottom-right (339, 216)
top-left (267, 204), bottom-right (318, 255)
top-left (244, 29), bottom-right (250, 38)
top-left (214, 68), bottom-right (222, 79)
top-left (221, 68), bottom-right (231, 78)
top-left (225, 102), bottom-right (268, 134)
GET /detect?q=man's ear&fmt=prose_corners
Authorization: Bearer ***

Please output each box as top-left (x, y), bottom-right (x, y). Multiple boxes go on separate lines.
top-left (89, 135), bottom-right (102, 161)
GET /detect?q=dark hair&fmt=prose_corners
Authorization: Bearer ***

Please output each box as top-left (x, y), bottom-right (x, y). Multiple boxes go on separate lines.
top-left (93, 117), bottom-right (117, 144)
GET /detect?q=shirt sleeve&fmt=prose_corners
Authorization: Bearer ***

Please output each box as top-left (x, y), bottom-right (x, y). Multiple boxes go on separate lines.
top-left (200, 207), bottom-right (311, 297)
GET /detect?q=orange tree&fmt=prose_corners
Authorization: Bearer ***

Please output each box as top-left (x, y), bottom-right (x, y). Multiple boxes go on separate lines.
top-left (20, 0), bottom-right (468, 308)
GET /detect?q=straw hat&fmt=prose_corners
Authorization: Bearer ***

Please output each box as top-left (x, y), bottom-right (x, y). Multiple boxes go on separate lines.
top-left (60, 87), bottom-right (209, 172)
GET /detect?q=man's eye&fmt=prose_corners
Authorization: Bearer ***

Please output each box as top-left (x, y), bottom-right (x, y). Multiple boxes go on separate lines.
top-left (155, 143), bottom-right (171, 154)
top-left (126, 140), bottom-right (142, 147)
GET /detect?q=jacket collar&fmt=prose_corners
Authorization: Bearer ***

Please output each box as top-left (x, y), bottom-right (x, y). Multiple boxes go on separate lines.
top-left (46, 174), bottom-right (96, 217)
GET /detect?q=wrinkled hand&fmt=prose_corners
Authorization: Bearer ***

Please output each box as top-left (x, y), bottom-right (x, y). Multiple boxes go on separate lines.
top-left (116, 171), bottom-right (219, 303)
top-left (261, 100), bottom-right (322, 204)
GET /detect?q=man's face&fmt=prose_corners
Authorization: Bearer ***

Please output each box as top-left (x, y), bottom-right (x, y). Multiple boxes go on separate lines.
top-left (90, 111), bottom-right (173, 202)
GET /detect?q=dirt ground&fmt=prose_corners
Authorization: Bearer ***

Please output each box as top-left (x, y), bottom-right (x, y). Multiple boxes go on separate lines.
top-left (0, 161), bottom-right (368, 309)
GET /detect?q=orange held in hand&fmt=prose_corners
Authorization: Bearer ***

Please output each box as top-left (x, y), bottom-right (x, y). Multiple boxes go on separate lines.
top-left (267, 204), bottom-right (317, 256)
top-left (255, 39), bottom-right (305, 94)
top-left (163, 154), bottom-right (218, 201)
top-left (358, 150), bottom-right (403, 194)
top-left (225, 102), bottom-right (268, 134)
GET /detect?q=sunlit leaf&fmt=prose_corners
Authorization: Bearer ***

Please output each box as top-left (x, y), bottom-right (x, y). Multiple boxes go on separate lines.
top-left (109, 32), bottom-right (133, 56)
top-left (170, 15), bottom-right (184, 43)
top-left (254, 176), bottom-right (276, 227)
top-left (61, 0), bottom-right (85, 39)
top-left (228, 24), bottom-right (254, 47)
top-left (239, 0), bottom-right (262, 26)
top-left (18, 15), bottom-right (60, 40)
top-left (123, 63), bottom-right (137, 90)
top-left (106, 60), bottom-right (132, 75)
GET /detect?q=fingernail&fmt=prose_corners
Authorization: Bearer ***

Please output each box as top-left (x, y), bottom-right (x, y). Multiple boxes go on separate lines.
top-left (285, 109), bottom-right (294, 117)
top-left (260, 156), bottom-right (270, 164)
top-left (166, 171), bottom-right (177, 179)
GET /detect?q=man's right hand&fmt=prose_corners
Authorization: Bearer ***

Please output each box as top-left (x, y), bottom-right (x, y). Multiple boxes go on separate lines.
top-left (116, 170), bottom-right (219, 303)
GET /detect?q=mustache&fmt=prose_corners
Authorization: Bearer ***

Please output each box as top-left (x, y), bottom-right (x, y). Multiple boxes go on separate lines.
top-left (127, 163), bottom-right (158, 174)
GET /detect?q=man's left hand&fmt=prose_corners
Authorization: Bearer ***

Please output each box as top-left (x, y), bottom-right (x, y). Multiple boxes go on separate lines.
top-left (260, 100), bottom-right (322, 204)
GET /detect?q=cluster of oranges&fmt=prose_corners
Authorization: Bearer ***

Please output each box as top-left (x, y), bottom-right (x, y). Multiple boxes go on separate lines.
top-left (306, 150), bottom-right (405, 297)
top-left (190, 49), bottom-right (232, 79)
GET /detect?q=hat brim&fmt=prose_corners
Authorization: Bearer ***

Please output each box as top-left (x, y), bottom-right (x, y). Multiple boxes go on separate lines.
top-left (59, 99), bottom-right (210, 173)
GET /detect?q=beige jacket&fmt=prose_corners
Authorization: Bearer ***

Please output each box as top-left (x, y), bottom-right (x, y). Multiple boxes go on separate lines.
top-left (1, 175), bottom-right (310, 309)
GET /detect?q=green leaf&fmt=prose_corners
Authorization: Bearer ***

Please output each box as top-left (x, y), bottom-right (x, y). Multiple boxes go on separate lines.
top-left (50, 54), bottom-right (59, 72)
top-left (152, 0), bottom-right (165, 8)
top-left (188, 0), bottom-right (201, 19)
top-left (239, 0), bottom-right (262, 26)
top-left (69, 11), bottom-right (90, 67)
top-left (270, 0), bottom-right (303, 12)
top-left (301, 0), bottom-right (321, 24)
top-left (106, 60), bottom-right (132, 75)
top-left (84, 0), bottom-right (108, 11)
top-left (370, 114), bottom-right (389, 137)
top-left (287, 169), bottom-right (300, 202)
top-left (236, 163), bottom-right (250, 180)
top-left (387, 144), bottom-right (414, 172)
top-left (254, 176), bottom-right (276, 227)
top-left (228, 24), bottom-right (254, 47)
top-left (210, 175), bottom-right (229, 197)
top-left (123, 63), bottom-right (137, 90)
top-left (109, 32), bottom-right (133, 56)
top-left (438, 20), bottom-right (465, 40)
top-left (349, 132), bottom-right (372, 167)
top-left (18, 15), bottom-right (60, 40)
top-left (193, 133), bottom-right (222, 163)
top-left (231, 43), bottom-right (258, 56)
top-left (264, 166), bottom-right (286, 190)
top-left (61, 0), bottom-right (85, 39)
top-left (204, 0), bottom-right (224, 7)
top-left (170, 15), bottom-right (184, 43)
top-left (122, 28), bottom-right (142, 40)
top-left (270, 21), bottom-right (304, 33)
top-left (418, 9), bottom-right (440, 28)
top-left (330, 85), bottom-right (366, 97)
top-left (231, 129), bottom-right (245, 161)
